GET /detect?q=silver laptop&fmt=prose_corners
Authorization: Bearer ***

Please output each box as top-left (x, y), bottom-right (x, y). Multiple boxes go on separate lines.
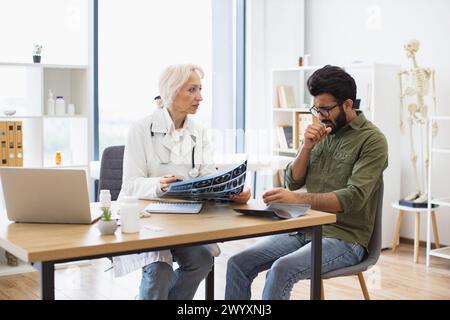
top-left (0, 168), bottom-right (101, 224)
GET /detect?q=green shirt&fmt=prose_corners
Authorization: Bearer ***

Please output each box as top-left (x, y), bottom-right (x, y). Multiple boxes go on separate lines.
top-left (285, 112), bottom-right (388, 251)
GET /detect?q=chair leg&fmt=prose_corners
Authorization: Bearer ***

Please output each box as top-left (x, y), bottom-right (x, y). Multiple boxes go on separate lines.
top-left (357, 272), bottom-right (370, 300)
top-left (431, 211), bottom-right (440, 249)
top-left (392, 210), bottom-right (404, 252)
top-left (414, 212), bottom-right (420, 263)
top-left (321, 280), bottom-right (325, 300)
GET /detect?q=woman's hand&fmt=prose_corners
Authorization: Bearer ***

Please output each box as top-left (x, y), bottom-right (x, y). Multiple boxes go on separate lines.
top-left (262, 188), bottom-right (298, 205)
top-left (231, 187), bottom-right (251, 204)
top-left (160, 174), bottom-right (180, 192)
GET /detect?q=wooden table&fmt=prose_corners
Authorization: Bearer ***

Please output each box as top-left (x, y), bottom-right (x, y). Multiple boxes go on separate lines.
top-left (0, 200), bottom-right (335, 300)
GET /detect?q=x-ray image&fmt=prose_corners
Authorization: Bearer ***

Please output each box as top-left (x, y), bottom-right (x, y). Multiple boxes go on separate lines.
top-left (162, 160), bottom-right (248, 201)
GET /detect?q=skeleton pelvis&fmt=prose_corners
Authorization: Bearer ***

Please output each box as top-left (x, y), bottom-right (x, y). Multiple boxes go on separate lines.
top-left (408, 104), bottom-right (427, 123)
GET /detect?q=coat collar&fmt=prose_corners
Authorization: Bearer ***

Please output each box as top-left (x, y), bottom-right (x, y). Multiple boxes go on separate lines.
top-left (151, 108), bottom-right (199, 163)
top-left (151, 107), bottom-right (197, 136)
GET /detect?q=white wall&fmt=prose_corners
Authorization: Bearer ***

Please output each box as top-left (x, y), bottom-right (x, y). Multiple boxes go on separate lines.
top-left (305, 0), bottom-right (450, 245)
top-left (0, 0), bottom-right (89, 65)
top-left (247, 0), bottom-right (304, 146)
top-left (246, 0), bottom-right (305, 196)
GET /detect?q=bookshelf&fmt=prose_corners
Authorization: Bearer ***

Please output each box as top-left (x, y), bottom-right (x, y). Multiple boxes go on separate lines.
top-left (271, 63), bottom-right (401, 248)
top-left (0, 62), bottom-right (92, 276)
top-left (426, 116), bottom-right (450, 267)
top-left (0, 62), bottom-right (91, 169)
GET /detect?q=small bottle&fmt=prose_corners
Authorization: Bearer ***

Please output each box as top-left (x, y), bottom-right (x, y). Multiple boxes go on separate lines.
top-left (99, 190), bottom-right (111, 210)
top-left (55, 151), bottom-right (62, 165)
top-left (55, 96), bottom-right (66, 116)
top-left (47, 90), bottom-right (55, 115)
top-left (120, 196), bottom-right (140, 233)
top-left (67, 103), bottom-right (75, 116)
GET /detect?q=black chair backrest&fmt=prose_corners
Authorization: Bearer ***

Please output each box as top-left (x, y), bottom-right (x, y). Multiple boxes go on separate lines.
top-left (365, 179), bottom-right (384, 264)
top-left (98, 145), bottom-right (125, 201)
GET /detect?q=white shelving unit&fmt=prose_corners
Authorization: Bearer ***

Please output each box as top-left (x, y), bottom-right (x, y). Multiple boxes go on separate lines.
top-left (270, 63), bottom-right (401, 249)
top-left (426, 116), bottom-right (450, 267)
top-left (0, 62), bottom-right (91, 169)
top-left (0, 62), bottom-right (92, 276)
top-left (0, 264), bottom-right (36, 277)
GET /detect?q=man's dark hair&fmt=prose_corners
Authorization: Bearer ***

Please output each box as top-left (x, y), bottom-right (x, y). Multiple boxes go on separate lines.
top-left (307, 65), bottom-right (357, 106)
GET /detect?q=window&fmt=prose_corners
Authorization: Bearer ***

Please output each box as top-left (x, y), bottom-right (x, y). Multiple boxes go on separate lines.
top-left (98, 0), bottom-right (213, 154)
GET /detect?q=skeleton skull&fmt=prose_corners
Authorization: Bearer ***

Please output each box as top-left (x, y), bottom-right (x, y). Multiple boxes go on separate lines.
top-left (404, 39), bottom-right (420, 58)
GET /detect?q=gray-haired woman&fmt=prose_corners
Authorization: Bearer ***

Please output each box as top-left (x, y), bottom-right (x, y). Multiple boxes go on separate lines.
top-left (114, 64), bottom-right (251, 300)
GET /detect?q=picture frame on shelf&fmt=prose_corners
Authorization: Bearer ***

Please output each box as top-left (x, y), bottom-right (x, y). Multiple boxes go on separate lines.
top-left (294, 112), bottom-right (317, 149)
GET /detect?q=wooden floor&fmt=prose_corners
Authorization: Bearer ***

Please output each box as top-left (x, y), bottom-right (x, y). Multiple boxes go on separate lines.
top-left (0, 240), bottom-right (448, 300)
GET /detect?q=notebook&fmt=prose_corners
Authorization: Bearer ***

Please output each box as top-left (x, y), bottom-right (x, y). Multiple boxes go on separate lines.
top-left (144, 202), bottom-right (203, 214)
top-left (234, 203), bottom-right (310, 219)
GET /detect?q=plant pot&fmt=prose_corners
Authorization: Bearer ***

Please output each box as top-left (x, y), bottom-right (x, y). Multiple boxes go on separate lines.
top-left (33, 55), bottom-right (41, 63)
top-left (97, 219), bottom-right (117, 235)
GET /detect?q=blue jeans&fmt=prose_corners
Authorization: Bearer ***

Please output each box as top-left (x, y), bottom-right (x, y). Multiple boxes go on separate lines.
top-left (139, 245), bottom-right (214, 300)
top-left (225, 232), bottom-right (365, 300)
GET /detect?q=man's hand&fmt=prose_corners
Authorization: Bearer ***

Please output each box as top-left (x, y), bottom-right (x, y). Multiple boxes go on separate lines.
top-left (159, 174), bottom-right (180, 192)
top-left (303, 123), bottom-right (332, 150)
top-left (262, 188), bottom-right (299, 204)
top-left (231, 187), bottom-right (251, 204)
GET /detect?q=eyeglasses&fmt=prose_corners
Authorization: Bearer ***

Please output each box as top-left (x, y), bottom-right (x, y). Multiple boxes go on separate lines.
top-left (309, 104), bottom-right (339, 117)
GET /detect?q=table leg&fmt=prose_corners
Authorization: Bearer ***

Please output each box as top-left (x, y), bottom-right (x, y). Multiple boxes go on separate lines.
top-left (205, 260), bottom-right (214, 300)
top-left (34, 261), bottom-right (55, 300)
top-left (252, 171), bottom-right (257, 199)
top-left (310, 225), bottom-right (322, 300)
top-left (414, 212), bottom-right (420, 263)
top-left (391, 210), bottom-right (404, 252)
top-left (431, 211), bottom-right (440, 249)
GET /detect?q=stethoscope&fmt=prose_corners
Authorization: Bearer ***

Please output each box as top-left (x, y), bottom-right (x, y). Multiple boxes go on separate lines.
top-left (150, 123), bottom-right (199, 178)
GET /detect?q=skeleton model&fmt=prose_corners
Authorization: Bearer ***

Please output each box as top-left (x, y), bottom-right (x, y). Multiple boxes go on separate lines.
top-left (399, 39), bottom-right (438, 204)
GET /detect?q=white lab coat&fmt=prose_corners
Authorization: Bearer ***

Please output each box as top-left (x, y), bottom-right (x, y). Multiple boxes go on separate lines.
top-left (113, 107), bottom-right (217, 277)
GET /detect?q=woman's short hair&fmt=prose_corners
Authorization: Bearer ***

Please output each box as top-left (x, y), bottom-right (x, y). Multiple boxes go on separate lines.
top-left (158, 64), bottom-right (204, 108)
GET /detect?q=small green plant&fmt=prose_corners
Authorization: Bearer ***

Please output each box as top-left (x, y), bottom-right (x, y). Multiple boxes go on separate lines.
top-left (101, 207), bottom-right (112, 221)
top-left (33, 44), bottom-right (43, 56)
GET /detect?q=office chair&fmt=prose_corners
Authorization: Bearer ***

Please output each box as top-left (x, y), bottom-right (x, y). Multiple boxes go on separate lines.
top-left (320, 180), bottom-right (384, 300)
top-left (98, 145), bottom-right (125, 201)
top-left (98, 145), bottom-right (125, 269)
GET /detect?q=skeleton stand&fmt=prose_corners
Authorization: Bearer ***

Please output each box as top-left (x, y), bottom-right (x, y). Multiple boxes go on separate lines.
top-left (399, 40), bottom-right (437, 205)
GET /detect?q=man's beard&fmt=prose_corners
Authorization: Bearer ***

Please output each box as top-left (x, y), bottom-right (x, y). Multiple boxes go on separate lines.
top-left (321, 106), bottom-right (347, 134)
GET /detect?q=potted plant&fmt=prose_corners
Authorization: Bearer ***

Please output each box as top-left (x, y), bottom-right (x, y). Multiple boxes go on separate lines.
top-left (97, 207), bottom-right (117, 235)
top-left (32, 44), bottom-right (42, 63)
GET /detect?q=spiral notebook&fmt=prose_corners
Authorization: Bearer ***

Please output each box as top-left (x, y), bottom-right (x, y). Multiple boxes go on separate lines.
top-left (144, 202), bottom-right (203, 214)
